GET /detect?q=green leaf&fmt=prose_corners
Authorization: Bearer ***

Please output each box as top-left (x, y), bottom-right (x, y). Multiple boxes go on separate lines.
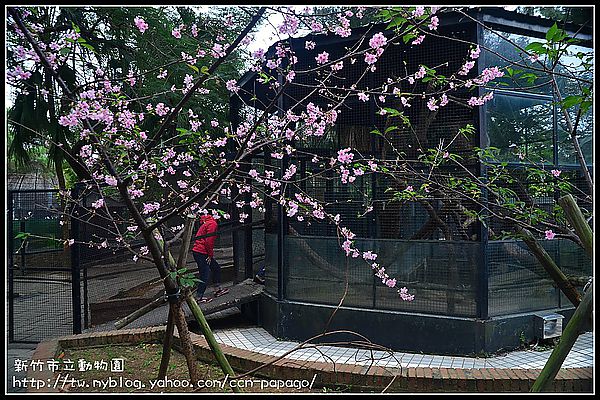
top-left (561, 95), bottom-right (582, 109)
top-left (387, 16), bottom-right (407, 30)
top-left (80, 43), bottom-right (96, 53)
top-left (580, 101), bottom-right (592, 114)
top-left (382, 107), bottom-right (402, 117)
top-left (188, 64), bottom-right (199, 73)
top-left (402, 33), bottom-right (416, 44)
top-left (385, 125), bottom-right (399, 134)
top-left (525, 42), bottom-right (545, 54)
top-left (200, 66), bottom-right (210, 75)
top-left (546, 23), bottom-right (559, 41)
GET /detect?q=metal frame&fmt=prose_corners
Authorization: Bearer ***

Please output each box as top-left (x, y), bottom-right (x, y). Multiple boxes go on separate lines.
top-left (7, 188), bottom-right (84, 342)
top-left (233, 8), bottom-right (592, 328)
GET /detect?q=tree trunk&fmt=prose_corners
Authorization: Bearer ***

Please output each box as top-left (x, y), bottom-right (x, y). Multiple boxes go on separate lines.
top-left (158, 216), bottom-right (195, 379)
top-left (173, 300), bottom-right (200, 383)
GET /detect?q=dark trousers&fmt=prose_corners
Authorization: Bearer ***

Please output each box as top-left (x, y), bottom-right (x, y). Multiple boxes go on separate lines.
top-left (192, 251), bottom-right (221, 298)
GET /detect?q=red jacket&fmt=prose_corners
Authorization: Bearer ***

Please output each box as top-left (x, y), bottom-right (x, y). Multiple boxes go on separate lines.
top-left (192, 215), bottom-right (218, 257)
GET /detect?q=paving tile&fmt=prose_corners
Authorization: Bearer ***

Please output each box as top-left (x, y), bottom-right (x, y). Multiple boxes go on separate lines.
top-left (206, 327), bottom-right (594, 370)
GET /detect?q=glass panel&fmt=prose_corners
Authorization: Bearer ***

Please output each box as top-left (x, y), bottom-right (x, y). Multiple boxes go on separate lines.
top-left (485, 93), bottom-right (554, 164)
top-left (554, 44), bottom-right (593, 97)
top-left (555, 43), bottom-right (593, 166)
top-left (284, 236), bottom-right (479, 317)
top-left (284, 236), bottom-right (375, 309)
top-left (264, 233), bottom-right (279, 296)
top-left (487, 240), bottom-right (559, 316)
top-left (373, 239), bottom-right (479, 317)
top-left (557, 238), bottom-right (592, 308)
top-left (482, 30), bottom-right (552, 95)
top-left (558, 107), bottom-right (593, 166)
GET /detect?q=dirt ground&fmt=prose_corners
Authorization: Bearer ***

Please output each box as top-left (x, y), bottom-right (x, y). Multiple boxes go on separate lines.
top-left (61, 343), bottom-right (321, 393)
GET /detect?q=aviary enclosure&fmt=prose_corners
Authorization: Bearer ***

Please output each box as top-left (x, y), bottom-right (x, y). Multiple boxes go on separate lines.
top-left (229, 8), bottom-right (593, 355)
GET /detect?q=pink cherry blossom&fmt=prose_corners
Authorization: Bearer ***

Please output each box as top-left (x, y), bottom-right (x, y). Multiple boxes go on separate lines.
top-left (412, 35), bottom-right (425, 45)
top-left (142, 202), bottom-right (161, 214)
top-left (428, 15), bottom-right (439, 30)
top-left (337, 148), bottom-right (354, 164)
top-left (439, 94), bottom-right (449, 107)
top-left (427, 97), bottom-right (439, 111)
top-left (369, 32), bottom-right (387, 49)
top-left (364, 52), bottom-right (378, 65)
top-left (315, 51), bottom-right (329, 64)
top-left (134, 16), bottom-right (148, 33)
top-left (105, 176), bottom-right (118, 186)
top-left (545, 230), bottom-right (556, 240)
top-left (384, 278), bottom-right (397, 288)
top-left (459, 61), bottom-right (475, 75)
top-left (91, 198), bottom-right (104, 209)
top-left (412, 7), bottom-right (425, 18)
top-left (226, 79), bottom-right (239, 93)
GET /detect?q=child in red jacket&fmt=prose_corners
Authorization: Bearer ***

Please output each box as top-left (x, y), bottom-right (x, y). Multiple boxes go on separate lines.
top-left (192, 215), bottom-right (229, 302)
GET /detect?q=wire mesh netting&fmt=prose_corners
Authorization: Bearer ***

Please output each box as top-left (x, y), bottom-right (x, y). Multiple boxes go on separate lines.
top-left (8, 190), bottom-right (79, 343)
top-left (283, 236), bottom-right (479, 317)
top-left (487, 238), bottom-right (591, 316)
top-left (235, 19), bottom-right (596, 325)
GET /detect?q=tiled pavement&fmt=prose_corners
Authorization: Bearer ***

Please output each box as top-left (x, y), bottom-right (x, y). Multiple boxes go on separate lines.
top-left (212, 326), bottom-right (594, 370)
top-left (6, 344), bottom-right (37, 393)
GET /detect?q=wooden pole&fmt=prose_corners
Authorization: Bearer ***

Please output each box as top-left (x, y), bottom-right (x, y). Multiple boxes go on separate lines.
top-left (558, 194), bottom-right (593, 258)
top-left (518, 227), bottom-right (581, 307)
top-left (186, 294), bottom-right (242, 393)
top-left (114, 296), bottom-right (165, 329)
top-left (530, 284), bottom-right (593, 392)
top-left (177, 216), bottom-right (196, 270)
top-left (158, 303), bottom-right (176, 379)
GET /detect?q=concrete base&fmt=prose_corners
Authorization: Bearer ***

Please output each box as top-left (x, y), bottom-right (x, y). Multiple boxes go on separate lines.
top-left (255, 292), bottom-right (576, 356)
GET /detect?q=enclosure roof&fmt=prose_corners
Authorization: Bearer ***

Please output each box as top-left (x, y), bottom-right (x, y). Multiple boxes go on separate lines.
top-left (233, 7), bottom-right (592, 109)
top-left (8, 172), bottom-right (58, 191)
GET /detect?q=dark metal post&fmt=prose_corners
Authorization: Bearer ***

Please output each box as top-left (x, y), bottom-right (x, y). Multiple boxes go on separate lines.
top-left (8, 191), bottom-right (15, 342)
top-left (19, 219), bottom-right (26, 275)
top-left (551, 93), bottom-right (561, 308)
top-left (277, 184), bottom-right (285, 301)
top-left (369, 72), bottom-right (378, 309)
top-left (70, 184), bottom-right (82, 334)
top-left (277, 72), bottom-right (286, 301)
top-left (476, 20), bottom-right (489, 321)
top-left (244, 193), bottom-right (254, 280)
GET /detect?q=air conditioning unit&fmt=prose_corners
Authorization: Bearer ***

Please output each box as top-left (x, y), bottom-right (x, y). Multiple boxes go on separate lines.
top-left (534, 313), bottom-right (564, 339)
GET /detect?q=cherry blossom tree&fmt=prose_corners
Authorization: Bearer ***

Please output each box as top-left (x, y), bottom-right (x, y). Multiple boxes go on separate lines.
top-left (6, 5), bottom-right (592, 388)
